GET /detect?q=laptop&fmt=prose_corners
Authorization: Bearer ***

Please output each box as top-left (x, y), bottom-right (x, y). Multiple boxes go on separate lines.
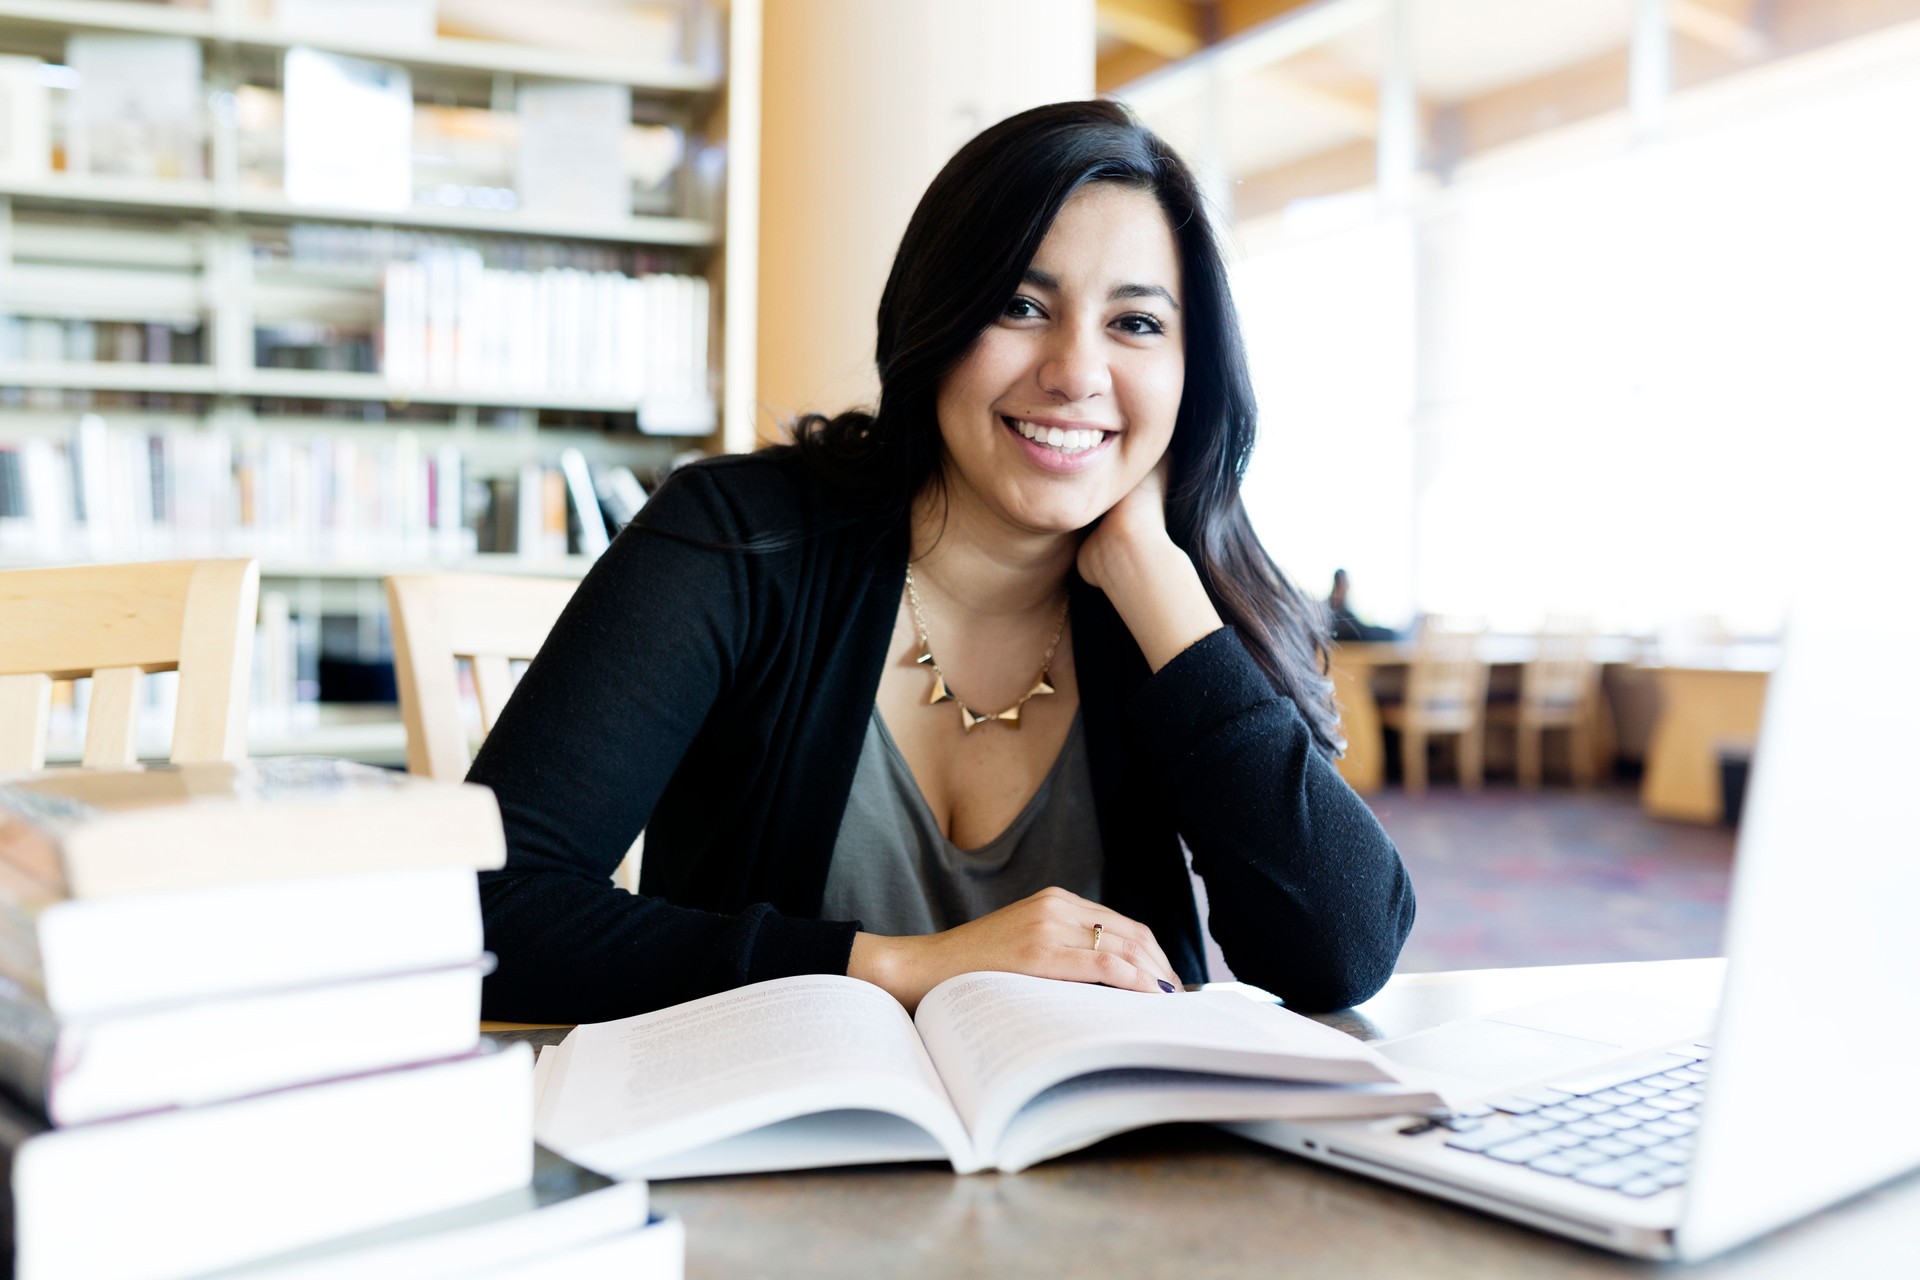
top-left (1229, 594), bottom-right (1920, 1261)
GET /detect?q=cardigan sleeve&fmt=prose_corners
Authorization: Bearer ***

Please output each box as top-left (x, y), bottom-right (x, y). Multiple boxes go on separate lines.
top-left (1125, 627), bottom-right (1415, 1011)
top-left (466, 466), bottom-right (859, 1023)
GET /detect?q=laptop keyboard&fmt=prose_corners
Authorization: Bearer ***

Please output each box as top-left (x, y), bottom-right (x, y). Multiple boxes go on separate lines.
top-left (1402, 1044), bottom-right (1712, 1199)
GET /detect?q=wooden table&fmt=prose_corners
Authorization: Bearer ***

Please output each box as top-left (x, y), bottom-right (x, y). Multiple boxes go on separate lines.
top-left (491, 960), bottom-right (1920, 1278)
top-left (1327, 640), bottom-right (1415, 793)
top-left (1639, 659), bottom-right (1776, 824)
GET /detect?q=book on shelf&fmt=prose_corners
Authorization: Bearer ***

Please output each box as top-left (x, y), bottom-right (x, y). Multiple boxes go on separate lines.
top-left (0, 318), bottom-right (206, 369)
top-left (0, 55), bottom-right (49, 181)
top-left (413, 102), bottom-right (518, 212)
top-left (514, 459), bottom-right (571, 561)
top-left (0, 961), bottom-right (486, 1127)
top-left (4, 1043), bottom-right (534, 1280)
top-left (453, 459), bottom-right (628, 558)
top-left (256, 320), bottom-right (376, 374)
top-left (0, 442), bottom-right (48, 556)
top-left (276, 0), bottom-right (439, 46)
top-left (440, 0), bottom-right (689, 65)
top-left (592, 457), bottom-right (650, 530)
top-left (638, 272), bottom-right (714, 435)
top-left (63, 35), bottom-right (205, 181)
top-left (516, 81), bottom-right (633, 222)
top-left (533, 972), bottom-right (1444, 1179)
top-left (627, 120), bottom-right (684, 217)
top-left (560, 447), bottom-right (611, 557)
top-left (196, 1143), bottom-right (656, 1280)
top-left (283, 47), bottom-right (413, 212)
top-left (0, 413), bottom-right (627, 565)
top-left (381, 248), bottom-right (713, 425)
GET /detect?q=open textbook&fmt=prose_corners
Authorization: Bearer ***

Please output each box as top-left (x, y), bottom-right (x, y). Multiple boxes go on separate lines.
top-left (534, 972), bottom-right (1441, 1177)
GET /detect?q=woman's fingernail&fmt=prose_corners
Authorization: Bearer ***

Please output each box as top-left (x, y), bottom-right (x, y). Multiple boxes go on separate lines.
top-left (1158, 979), bottom-right (1176, 993)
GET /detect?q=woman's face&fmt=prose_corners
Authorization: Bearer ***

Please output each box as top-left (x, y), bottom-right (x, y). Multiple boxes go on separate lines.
top-left (933, 183), bottom-right (1186, 539)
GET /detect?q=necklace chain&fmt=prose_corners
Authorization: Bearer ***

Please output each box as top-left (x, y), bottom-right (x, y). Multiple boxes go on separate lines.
top-left (903, 565), bottom-right (1068, 732)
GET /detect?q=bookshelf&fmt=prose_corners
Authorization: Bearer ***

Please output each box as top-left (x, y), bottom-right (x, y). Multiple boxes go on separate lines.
top-left (0, 0), bottom-right (723, 90)
top-left (0, 0), bottom-right (761, 759)
top-left (0, 172), bottom-right (716, 243)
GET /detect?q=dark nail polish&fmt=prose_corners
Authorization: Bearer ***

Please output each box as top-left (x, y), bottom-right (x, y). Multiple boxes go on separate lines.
top-left (1158, 979), bottom-right (1176, 993)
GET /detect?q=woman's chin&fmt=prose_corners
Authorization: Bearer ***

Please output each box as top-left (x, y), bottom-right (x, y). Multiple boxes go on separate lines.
top-left (1007, 502), bottom-right (1111, 539)
top-left (940, 473), bottom-right (1119, 541)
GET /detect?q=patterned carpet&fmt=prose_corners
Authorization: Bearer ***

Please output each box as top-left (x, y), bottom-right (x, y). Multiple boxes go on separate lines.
top-left (1195, 783), bottom-right (1736, 983)
top-left (1371, 784), bottom-right (1736, 973)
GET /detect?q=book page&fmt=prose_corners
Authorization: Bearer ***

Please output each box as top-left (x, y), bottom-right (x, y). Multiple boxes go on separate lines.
top-left (914, 972), bottom-right (1397, 1159)
top-left (992, 1069), bottom-right (1443, 1173)
top-left (535, 975), bottom-right (975, 1175)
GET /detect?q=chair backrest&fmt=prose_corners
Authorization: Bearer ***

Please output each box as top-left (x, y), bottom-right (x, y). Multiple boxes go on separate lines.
top-left (1406, 616), bottom-right (1489, 712)
top-left (0, 559), bottom-right (260, 772)
top-left (385, 573), bottom-right (578, 781)
top-left (1523, 616), bottom-right (1598, 712)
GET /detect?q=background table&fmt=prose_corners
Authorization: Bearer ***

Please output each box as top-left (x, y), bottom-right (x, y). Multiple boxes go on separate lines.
top-left (1327, 639), bottom-right (1411, 793)
top-left (492, 959), bottom-right (1920, 1278)
top-left (1638, 664), bottom-right (1774, 823)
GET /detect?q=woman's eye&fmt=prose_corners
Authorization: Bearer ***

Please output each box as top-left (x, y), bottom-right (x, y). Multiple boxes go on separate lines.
top-left (1003, 296), bottom-right (1044, 320)
top-left (1115, 313), bottom-right (1165, 336)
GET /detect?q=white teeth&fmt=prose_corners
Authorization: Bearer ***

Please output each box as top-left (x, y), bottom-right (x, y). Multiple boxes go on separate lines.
top-left (1010, 419), bottom-right (1105, 454)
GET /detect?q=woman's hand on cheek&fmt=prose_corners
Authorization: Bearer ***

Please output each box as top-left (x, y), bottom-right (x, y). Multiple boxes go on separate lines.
top-left (847, 888), bottom-right (1180, 1013)
top-left (1076, 458), bottom-right (1173, 593)
top-left (1073, 458), bottom-right (1226, 673)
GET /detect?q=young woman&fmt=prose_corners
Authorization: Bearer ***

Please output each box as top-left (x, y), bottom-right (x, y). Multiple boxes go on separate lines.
top-left (470, 100), bottom-right (1415, 1023)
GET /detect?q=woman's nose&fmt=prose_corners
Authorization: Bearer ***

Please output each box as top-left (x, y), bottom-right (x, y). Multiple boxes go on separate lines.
top-left (1037, 323), bottom-right (1111, 402)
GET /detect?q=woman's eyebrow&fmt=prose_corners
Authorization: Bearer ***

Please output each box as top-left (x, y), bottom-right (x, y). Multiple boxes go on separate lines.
top-left (1021, 268), bottom-right (1180, 311)
top-left (1112, 282), bottom-right (1180, 311)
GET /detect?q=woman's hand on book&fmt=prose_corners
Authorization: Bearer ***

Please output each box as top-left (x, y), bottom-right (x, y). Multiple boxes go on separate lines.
top-left (848, 888), bottom-right (1181, 1013)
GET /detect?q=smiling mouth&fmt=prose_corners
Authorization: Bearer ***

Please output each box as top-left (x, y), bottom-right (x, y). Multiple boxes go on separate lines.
top-left (1003, 417), bottom-right (1114, 456)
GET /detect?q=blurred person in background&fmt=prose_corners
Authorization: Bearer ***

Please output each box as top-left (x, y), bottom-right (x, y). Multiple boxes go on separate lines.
top-left (1327, 569), bottom-right (1399, 643)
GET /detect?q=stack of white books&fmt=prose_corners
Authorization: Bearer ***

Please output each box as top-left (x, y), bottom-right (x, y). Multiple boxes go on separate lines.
top-left (0, 758), bottom-right (677, 1280)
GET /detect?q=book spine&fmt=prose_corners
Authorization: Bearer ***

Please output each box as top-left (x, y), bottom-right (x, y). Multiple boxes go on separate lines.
top-left (0, 981), bottom-right (55, 1118)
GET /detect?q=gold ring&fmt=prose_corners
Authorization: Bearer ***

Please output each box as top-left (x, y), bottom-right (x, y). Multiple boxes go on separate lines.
top-left (1091, 924), bottom-right (1104, 952)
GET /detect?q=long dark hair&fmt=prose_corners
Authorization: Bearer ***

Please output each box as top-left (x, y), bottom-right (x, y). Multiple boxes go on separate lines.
top-left (789, 99), bottom-right (1341, 754)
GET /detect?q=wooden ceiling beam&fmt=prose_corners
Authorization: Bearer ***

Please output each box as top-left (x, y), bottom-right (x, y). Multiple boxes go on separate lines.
top-left (1232, 139), bottom-right (1377, 222)
top-left (1217, 0), bottom-right (1325, 40)
top-left (1261, 70), bottom-right (1379, 136)
top-left (1097, 43), bottom-right (1176, 95)
top-left (1097, 0), bottom-right (1341, 94)
top-left (1096, 0), bottom-right (1205, 60)
top-left (1671, 0), bottom-right (1768, 57)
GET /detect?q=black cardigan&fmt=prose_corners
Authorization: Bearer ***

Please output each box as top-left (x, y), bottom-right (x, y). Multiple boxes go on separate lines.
top-left (469, 448), bottom-right (1414, 1022)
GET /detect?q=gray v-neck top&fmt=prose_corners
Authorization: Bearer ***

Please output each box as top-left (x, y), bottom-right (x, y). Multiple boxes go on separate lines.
top-left (820, 707), bottom-right (1104, 936)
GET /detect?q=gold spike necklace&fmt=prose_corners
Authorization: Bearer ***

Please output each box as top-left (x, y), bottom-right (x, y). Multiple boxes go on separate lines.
top-left (903, 565), bottom-right (1068, 732)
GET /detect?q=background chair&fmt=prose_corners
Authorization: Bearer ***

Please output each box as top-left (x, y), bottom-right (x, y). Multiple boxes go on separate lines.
top-left (385, 572), bottom-right (639, 891)
top-left (1, 559), bottom-right (260, 773)
top-left (1488, 617), bottom-right (1603, 788)
top-left (1378, 617), bottom-right (1489, 793)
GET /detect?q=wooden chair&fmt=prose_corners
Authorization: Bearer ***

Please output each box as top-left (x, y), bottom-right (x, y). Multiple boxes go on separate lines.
top-left (0, 559), bottom-right (260, 773)
top-left (385, 572), bottom-right (639, 891)
top-left (1378, 617), bottom-right (1489, 793)
top-left (1488, 618), bottom-right (1603, 789)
